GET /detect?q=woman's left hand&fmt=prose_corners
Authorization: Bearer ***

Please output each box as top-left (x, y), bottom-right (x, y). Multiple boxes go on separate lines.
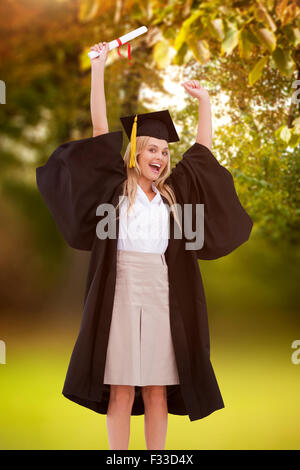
top-left (181, 80), bottom-right (209, 100)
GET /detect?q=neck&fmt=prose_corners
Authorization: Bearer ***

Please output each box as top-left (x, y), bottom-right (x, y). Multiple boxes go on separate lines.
top-left (138, 177), bottom-right (155, 194)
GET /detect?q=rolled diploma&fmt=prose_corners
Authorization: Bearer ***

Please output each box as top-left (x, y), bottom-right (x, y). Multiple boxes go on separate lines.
top-left (88, 26), bottom-right (148, 59)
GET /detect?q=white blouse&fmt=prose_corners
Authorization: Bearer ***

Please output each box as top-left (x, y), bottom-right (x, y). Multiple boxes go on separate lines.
top-left (117, 182), bottom-right (169, 254)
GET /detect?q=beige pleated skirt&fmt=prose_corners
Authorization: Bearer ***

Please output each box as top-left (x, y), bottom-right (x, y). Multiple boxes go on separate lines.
top-left (103, 249), bottom-right (180, 386)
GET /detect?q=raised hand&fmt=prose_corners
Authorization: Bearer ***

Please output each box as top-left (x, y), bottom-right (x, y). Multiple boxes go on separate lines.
top-left (90, 42), bottom-right (110, 66)
top-left (181, 80), bottom-right (210, 101)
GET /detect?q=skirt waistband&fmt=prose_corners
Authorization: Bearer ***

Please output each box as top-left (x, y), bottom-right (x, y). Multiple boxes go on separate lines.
top-left (117, 249), bottom-right (167, 266)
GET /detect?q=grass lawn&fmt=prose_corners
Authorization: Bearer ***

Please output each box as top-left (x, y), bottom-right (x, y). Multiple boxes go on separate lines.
top-left (0, 316), bottom-right (299, 450)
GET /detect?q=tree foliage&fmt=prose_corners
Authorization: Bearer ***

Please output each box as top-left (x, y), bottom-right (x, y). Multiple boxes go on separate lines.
top-left (0, 0), bottom-right (299, 291)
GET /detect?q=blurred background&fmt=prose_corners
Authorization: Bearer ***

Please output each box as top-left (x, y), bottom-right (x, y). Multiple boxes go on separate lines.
top-left (0, 0), bottom-right (299, 450)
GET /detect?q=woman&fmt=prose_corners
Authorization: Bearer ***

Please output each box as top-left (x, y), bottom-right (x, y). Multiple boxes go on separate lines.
top-left (36, 42), bottom-right (253, 450)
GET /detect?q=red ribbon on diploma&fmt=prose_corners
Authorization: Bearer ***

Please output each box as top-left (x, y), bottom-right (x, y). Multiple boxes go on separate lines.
top-left (116, 37), bottom-right (133, 66)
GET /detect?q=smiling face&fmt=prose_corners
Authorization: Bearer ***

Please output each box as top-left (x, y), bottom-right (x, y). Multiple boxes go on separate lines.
top-left (137, 137), bottom-right (169, 181)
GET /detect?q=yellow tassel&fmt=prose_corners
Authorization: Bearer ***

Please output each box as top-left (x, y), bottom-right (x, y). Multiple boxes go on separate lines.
top-left (129, 114), bottom-right (137, 168)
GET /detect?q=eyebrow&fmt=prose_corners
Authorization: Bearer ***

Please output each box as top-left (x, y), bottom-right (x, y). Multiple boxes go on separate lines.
top-left (148, 144), bottom-right (169, 150)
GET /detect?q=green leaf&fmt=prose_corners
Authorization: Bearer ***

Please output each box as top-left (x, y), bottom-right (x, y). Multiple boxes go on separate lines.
top-left (284, 25), bottom-right (300, 46)
top-left (248, 26), bottom-right (262, 45)
top-left (238, 29), bottom-right (255, 59)
top-left (248, 56), bottom-right (268, 86)
top-left (221, 26), bottom-right (239, 55)
top-left (208, 18), bottom-right (225, 41)
top-left (292, 27), bottom-right (300, 47)
top-left (254, 4), bottom-right (277, 32)
top-left (276, 125), bottom-right (292, 143)
top-left (153, 41), bottom-right (175, 69)
top-left (274, 124), bottom-right (285, 139)
top-left (272, 47), bottom-right (296, 76)
top-left (174, 10), bottom-right (202, 51)
top-left (288, 132), bottom-right (300, 148)
top-left (172, 42), bottom-right (188, 66)
top-left (187, 38), bottom-right (210, 64)
top-left (255, 28), bottom-right (277, 52)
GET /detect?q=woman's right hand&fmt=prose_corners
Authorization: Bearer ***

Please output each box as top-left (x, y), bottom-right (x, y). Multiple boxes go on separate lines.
top-left (90, 42), bottom-right (109, 66)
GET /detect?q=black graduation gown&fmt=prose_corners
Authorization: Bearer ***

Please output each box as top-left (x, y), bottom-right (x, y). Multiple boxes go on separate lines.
top-left (36, 130), bottom-right (253, 421)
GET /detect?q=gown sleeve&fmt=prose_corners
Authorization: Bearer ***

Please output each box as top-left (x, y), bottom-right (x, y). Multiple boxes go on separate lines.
top-left (36, 130), bottom-right (127, 251)
top-left (165, 142), bottom-right (254, 260)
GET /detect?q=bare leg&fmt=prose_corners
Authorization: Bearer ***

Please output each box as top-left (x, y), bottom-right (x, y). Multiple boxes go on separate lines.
top-left (106, 385), bottom-right (135, 450)
top-left (142, 385), bottom-right (168, 450)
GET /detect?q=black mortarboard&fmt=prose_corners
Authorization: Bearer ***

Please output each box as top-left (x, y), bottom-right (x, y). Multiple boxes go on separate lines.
top-left (120, 109), bottom-right (180, 168)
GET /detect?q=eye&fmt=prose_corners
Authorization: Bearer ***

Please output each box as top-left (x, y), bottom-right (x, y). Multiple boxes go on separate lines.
top-left (149, 148), bottom-right (168, 155)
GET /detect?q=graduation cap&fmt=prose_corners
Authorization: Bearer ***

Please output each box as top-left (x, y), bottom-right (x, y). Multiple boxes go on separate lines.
top-left (120, 109), bottom-right (180, 168)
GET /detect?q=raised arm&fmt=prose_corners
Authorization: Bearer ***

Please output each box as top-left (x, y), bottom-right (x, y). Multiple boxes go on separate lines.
top-left (166, 80), bottom-right (253, 259)
top-left (181, 80), bottom-right (212, 150)
top-left (90, 42), bottom-right (110, 137)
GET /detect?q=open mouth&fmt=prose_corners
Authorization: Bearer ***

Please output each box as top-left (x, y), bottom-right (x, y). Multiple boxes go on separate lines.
top-left (149, 163), bottom-right (161, 174)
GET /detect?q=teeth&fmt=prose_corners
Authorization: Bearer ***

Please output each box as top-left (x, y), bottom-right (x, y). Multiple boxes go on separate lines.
top-left (150, 163), bottom-right (161, 168)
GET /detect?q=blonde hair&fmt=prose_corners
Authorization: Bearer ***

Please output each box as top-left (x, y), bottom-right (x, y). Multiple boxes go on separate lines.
top-left (115, 135), bottom-right (181, 229)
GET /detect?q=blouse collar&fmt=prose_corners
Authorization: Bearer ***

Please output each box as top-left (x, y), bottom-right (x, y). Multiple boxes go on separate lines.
top-left (137, 182), bottom-right (162, 206)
